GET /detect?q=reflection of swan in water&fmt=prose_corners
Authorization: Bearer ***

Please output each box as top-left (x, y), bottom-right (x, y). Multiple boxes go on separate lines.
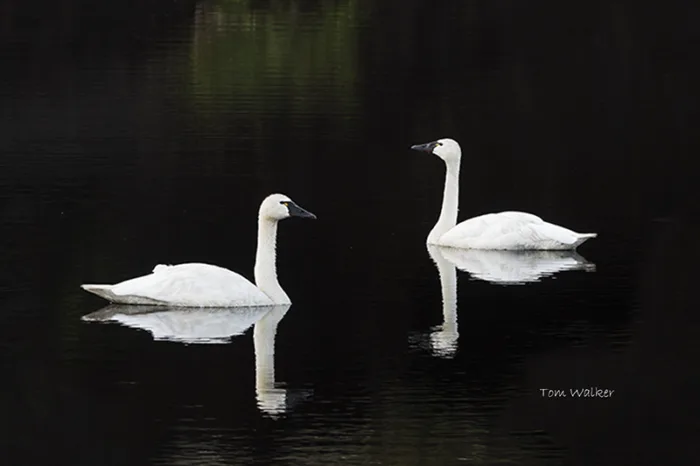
top-left (82, 304), bottom-right (305, 416)
top-left (254, 305), bottom-right (292, 417)
top-left (437, 247), bottom-right (596, 285)
top-left (81, 304), bottom-right (273, 344)
top-left (427, 245), bottom-right (458, 359)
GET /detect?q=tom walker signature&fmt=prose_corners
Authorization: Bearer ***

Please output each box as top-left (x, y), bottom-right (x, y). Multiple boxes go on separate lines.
top-left (539, 387), bottom-right (615, 398)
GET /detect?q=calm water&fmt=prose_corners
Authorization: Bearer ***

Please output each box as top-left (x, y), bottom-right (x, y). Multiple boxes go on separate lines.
top-left (1, 1), bottom-right (699, 465)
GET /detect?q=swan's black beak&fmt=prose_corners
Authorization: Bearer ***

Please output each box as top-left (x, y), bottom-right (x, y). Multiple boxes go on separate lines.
top-left (410, 141), bottom-right (439, 153)
top-left (288, 202), bottom-right (317, 220)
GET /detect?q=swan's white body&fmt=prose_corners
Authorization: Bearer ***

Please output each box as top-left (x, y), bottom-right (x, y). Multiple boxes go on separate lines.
top-left (438, 211), bottom-right (597, 250)
top-left (83, 263), bottom-right (275, 307)
top-left (436, 247), bottom-right (595, 285)
top-left (411, 138), bottom-right (597, 250)
top-left (81, 194), bottom-right (315, 307)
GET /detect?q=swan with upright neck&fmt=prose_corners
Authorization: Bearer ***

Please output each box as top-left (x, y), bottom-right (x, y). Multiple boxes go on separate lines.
top-left (411, 139), bottom-right (597, 250)
top-left (80, 194), bottom-right (316, 307)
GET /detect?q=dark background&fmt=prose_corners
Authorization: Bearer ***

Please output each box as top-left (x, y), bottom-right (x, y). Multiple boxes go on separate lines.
top-left (1, 1), bottom-right (698, 465)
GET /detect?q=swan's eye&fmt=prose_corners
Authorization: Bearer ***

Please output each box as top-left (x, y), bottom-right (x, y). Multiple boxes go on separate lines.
top-left (280, 201), bottom-right (289, 206)
top-left (435, 142), bottom-right (443, 147)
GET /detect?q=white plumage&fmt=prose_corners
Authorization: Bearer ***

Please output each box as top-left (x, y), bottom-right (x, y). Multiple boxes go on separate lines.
top-left (80, 193), bottom-right (316, 307)
top-left (83, 263), bottom-right (273, 307)
top-left (439, 211), bottom-right (597, 250)
top-left (410, 138), bottom-right (597, 250)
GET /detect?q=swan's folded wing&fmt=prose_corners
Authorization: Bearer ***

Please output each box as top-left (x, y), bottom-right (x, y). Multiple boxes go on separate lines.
top-left (111, 263), bottom-right (272, 307)
top-left (443, 213), bottom-right (500, 239)
top-left (448, 211), bottom-right (543, 237)
top-left (476, 220), bottom-right (582, 250)
top-left (442, 211), bottom-right (545, 248)
top-left (490, 211), bottom-right (544, 224)
top-left (527, 221), bottom-right (583, 245)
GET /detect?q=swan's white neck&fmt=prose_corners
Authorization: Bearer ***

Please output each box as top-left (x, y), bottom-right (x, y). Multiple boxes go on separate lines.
top-left (428, 157), bottom-right (460, 244)
top-left (254, 217), bottom-right (290, 304)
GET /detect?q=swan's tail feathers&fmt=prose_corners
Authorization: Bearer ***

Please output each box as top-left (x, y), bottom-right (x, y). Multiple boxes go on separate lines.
top-left (573, 233), bottom-right (597, 248)
top-left (81, 284), bottom-right (120, 302)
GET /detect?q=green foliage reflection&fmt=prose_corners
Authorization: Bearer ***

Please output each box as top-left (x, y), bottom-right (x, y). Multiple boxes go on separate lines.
top-left (190, 0), bottom-right (362, 124)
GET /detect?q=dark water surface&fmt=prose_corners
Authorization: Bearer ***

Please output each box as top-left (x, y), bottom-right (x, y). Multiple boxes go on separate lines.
top-left (1, 1), bottom-right (699, 465)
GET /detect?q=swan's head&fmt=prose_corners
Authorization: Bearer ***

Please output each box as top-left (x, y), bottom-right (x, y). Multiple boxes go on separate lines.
top-left (410, 138), bottom-right (461, 163)
top-left (260, 194), bottom-right (317, 221)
